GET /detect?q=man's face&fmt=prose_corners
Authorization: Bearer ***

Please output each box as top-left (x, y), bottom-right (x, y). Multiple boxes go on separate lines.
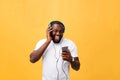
top-left (51, 24), bottom-right (64, 43)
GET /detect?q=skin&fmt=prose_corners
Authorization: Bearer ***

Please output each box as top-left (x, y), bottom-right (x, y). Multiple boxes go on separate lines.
top-left (30, 23), bottom-right (80, 71)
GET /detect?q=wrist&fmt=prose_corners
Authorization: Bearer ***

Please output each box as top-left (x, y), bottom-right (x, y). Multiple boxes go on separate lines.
top-left (70, 57), bottom-right (74, 63)
top-left (46, 39), bottom-right (51, 44)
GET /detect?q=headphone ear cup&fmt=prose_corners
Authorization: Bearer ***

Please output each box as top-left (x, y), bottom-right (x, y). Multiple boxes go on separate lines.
top-left (63, 27), bottom-right (65, 33)
top-left (48, 23), bottom-right (51, 27)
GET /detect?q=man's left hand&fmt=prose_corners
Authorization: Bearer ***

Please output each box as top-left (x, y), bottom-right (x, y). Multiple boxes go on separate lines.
top-left (62, 50), bottom-right (72, 63)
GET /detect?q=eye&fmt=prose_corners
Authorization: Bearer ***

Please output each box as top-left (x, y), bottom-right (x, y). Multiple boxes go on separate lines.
top-left (53, 30), bottom-right (63, 33)
top-left (53, 30), bottom-right (57, 33)
top-left (59, 30), bottom-right (63, 33)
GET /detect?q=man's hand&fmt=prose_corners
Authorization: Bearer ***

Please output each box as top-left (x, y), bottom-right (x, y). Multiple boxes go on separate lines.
top-left (46, 26), bottom-right (53, 42)
top-left (62, 50), bottom-right (72, 63)
top-left (62, 50), bottom-right (80, 71)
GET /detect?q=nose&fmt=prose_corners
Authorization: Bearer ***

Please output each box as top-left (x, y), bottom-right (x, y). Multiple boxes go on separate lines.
top-left (56, 31), bottom-right (61, 35)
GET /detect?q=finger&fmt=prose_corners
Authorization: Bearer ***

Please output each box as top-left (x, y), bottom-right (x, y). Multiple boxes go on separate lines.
top-left (62, 52), bottom-right (68, 55)
top-left (62, 55), bottom-right (66, 57)
top-left (49, 29), bottom-right (53, 32)
top-left (48, 28), bottom-right (53, 33)
top-left (48, 26), bottom-right (52, 30)
top-left (62, 54), bottom-right (69, 58)
top-left (66, 49), bottom-right (70, 52)
top-left (62, 57), bottom-right (69, 61)
top-left (62, 56), bottom-right (67, 59)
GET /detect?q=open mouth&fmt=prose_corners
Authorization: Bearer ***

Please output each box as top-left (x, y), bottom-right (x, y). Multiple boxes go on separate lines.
top-left (55, 35), bottom-right (60, 41)
top-left (53, 35), bottom-right (62, 43)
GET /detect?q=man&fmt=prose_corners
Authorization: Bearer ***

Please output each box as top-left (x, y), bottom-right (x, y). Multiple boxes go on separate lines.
top-left (30, 20), bottom-right (80, 80)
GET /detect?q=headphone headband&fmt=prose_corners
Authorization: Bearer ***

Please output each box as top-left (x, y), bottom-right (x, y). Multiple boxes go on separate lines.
top-left (48, 20), bottom-right (65, 33)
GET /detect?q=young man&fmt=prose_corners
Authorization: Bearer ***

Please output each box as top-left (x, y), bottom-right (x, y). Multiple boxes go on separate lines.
top-left (30, 21), bottom-right (80, 80)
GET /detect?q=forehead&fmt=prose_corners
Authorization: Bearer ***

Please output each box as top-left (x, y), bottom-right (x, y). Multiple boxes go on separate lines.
top-left (52, 24), bottom-right (63, 30)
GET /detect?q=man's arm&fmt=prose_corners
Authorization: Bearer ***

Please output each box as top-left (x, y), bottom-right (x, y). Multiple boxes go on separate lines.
top-left (30, 26), bottom-right (53, 63)
top-left (30, 40), bottom-right (51, 63)
top-left (70, 57), bottom-right (80, 71)
top-left (62, 51), bottom-right (80, 71)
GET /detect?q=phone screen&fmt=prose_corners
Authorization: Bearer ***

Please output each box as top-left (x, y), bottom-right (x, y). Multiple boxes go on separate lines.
top-left (62, 46), bottom-right (68, 52)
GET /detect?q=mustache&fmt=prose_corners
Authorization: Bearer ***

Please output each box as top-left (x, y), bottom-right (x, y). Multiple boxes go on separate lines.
top-left (52, 35), bottom-right (61, 38)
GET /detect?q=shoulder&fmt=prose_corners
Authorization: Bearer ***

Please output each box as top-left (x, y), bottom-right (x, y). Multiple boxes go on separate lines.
top-left (62, 38), bottom-right (76, 45)
top-left (38, 38), bottom-right (46, 42)
top-left (62, 38), bottom-right (77, 48)
top-left (36, 39), bottom-right (47, 45)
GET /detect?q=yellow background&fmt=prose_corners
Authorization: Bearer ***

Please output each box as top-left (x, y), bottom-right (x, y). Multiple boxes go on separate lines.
top-left (0, 0), bottom-right (120, 80)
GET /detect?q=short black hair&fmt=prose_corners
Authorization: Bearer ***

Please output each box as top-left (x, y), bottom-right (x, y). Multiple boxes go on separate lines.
top-left (48, 20), bottom-right (65, 33)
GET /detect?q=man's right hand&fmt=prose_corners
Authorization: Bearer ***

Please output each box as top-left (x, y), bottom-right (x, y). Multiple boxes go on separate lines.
top-left (46, 26), bottom-right (53, 42)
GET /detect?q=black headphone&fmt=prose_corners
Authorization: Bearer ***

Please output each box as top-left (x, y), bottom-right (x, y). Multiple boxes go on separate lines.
top-left (48, 20), bottom-right (65, 33)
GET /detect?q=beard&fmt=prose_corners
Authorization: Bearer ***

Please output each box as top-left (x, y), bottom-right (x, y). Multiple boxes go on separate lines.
top-left (52, 35), bottom-right (62, 43)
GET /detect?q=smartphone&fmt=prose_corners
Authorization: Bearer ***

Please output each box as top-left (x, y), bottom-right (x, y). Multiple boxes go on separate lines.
top-left (62, 46), bottom-right (68, 52)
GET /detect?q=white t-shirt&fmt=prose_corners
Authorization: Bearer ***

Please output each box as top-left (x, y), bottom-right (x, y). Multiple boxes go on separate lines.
top-left (34, 38), bottom-right (78, 80)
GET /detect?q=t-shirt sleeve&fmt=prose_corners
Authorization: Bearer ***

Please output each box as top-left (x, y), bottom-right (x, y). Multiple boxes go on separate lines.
top-left (34, 39), bottom-right (46, 50)
top-left (69, 41), bottom-right (78, 57)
